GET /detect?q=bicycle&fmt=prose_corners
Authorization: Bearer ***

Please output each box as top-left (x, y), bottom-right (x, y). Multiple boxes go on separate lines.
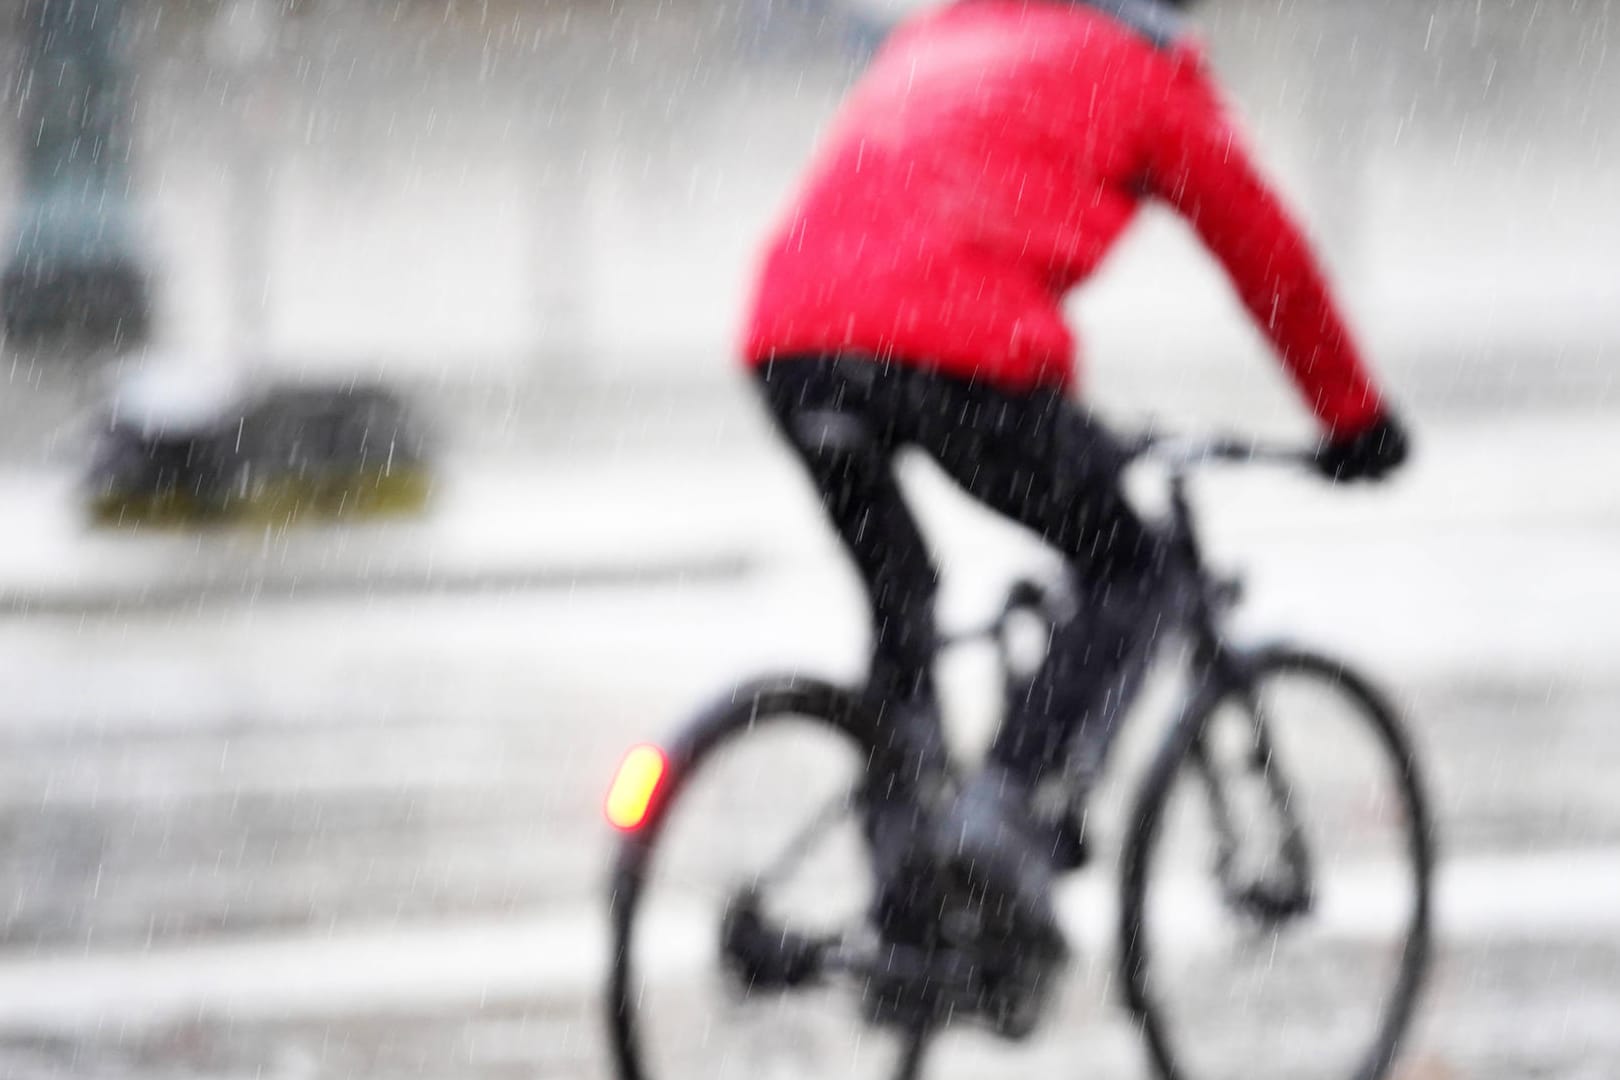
top-left (604, 431), bottom-right (1435, 1080)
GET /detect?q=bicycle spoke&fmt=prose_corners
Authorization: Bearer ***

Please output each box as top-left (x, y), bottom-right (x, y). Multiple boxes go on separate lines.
top-left (755, 784), bottom-right (861, 889)
top-left (1249, 700), bottom-right (1310, 844)
top-left (1243, 701), bottom-right (1316, 917)
top-left (1190, 738), bottom-right (1240, 888)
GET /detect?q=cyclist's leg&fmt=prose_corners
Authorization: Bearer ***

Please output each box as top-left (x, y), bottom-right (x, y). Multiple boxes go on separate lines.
top-left (754, 357), bottom-right (957, 940)
top-left (752, 357), bottom-right (948, 777)
top-left (897, 371), bottom-right (1175, 790)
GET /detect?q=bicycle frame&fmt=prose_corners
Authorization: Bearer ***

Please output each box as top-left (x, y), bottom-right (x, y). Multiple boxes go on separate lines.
top-left (933, 433), bottom-right (1320, 919)
top-left (923, 436), bottom-right (1323, 940)
top-left (1148, 433), bottom-right (1308, 664)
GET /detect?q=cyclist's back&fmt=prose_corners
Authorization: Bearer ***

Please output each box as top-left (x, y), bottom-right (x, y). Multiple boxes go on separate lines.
top-left (746, 0), bottom-right (1388, 435)
top-left (747, 0), bottom-right (1176, 390)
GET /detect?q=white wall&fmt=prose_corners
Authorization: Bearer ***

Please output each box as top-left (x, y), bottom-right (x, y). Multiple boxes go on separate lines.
top-left (7, 0), bottom-right (1613, 419)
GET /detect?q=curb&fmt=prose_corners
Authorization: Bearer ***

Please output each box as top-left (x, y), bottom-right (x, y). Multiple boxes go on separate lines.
top-left (0, 458), bottom-right (787, 618)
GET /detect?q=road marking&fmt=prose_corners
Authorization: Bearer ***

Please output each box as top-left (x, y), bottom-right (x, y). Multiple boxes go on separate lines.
top-left (0, 847), bottom-right (1613, 1031)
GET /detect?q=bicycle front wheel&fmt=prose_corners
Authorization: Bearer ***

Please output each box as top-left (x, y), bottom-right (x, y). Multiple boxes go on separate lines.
top-left (1119, 647), bottom-right (1434, 1080)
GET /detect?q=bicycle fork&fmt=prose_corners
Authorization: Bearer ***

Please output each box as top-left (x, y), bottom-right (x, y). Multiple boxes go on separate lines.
top-left (1189, 676), bottom-right (1316, 925)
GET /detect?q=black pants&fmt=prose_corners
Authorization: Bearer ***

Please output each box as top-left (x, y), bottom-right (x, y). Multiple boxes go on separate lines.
top-left (755, 356), bottom-right (1171, 786)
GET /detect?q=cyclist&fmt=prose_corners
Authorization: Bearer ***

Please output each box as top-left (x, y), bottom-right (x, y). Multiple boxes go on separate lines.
top-left (741, 0), bottom-right (1410, 949)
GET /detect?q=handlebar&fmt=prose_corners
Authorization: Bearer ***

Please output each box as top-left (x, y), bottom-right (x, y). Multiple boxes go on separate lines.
top-left (1125, 431), bottom-right (1318, 471)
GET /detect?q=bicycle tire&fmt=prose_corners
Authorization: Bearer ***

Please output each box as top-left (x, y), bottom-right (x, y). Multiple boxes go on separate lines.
top-left (1119, 646), bottom-right (1435, 1080)
top-left (606, 675), bottom-right (931, 1080)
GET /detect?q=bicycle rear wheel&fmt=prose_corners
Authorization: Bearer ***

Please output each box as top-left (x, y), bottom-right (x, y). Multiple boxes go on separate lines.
top-left (606, 677), bottom-right (934, 1080)
top-left (1119, 648), bottom-right (1434, 1080)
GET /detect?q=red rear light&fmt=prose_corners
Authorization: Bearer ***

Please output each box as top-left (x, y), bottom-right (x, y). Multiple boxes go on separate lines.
top-left (606, 744), bottom-right (668, 832)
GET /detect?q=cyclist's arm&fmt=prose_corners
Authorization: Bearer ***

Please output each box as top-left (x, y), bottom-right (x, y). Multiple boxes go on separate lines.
top-left (1139, 52), bottom-right (1384, 437)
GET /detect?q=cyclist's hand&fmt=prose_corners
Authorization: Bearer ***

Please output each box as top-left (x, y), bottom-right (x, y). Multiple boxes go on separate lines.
top-left (1315, 412), bottom-right (1410, 483)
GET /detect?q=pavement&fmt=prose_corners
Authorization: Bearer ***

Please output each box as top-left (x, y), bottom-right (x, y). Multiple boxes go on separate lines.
top-left (0, 456), bottom-right (764, 616)
top-left (0, 407), bottom-right (1615, 1077)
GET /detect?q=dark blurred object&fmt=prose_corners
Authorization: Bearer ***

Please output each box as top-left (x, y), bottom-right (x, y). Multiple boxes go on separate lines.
top-left (87, 363), bottom-right (433, 528)
top-left (1315, 413), bottom-right (1411, 484)
top-left (2, 0), bottom-right (151, 346)
top-left (2, 264), bottom-right (150, 345)
top-left (235, 383), bottom-right (434, 524)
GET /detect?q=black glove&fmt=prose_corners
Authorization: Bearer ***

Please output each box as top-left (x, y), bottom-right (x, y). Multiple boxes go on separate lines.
top-left (1315, 413), bottom-right (1410, 483)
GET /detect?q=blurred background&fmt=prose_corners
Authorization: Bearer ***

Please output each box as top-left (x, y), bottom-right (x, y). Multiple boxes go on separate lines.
top-left (0, 0), bottom-right (1616, 1077)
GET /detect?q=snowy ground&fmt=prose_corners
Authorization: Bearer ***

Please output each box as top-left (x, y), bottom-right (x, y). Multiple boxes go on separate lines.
top-left (1, 2), bottom-right (1616, 1074)
top-left (0, 405), bottom-right (1615, 1078)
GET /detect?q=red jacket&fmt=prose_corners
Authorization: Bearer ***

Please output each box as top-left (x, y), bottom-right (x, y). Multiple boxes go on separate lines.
top-left (741, 0), bottom-right (1383, 435)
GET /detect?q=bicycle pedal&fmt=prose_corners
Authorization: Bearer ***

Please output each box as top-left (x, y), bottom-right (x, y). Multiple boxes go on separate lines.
top-left (938, 862), bottom-right (1068, 957)
top-left (857, 943), bottom-right (956, 1030)
top-left (983, 975), bottom-right (1055, 1040)
top-left (1029, 775), bottom-right (1094, 874)
top-left (1049, 820), bottom-right (1091, 871)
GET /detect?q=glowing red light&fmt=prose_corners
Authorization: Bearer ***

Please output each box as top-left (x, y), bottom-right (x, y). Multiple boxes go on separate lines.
top-left (606, 744), bottom-right (668, 832)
